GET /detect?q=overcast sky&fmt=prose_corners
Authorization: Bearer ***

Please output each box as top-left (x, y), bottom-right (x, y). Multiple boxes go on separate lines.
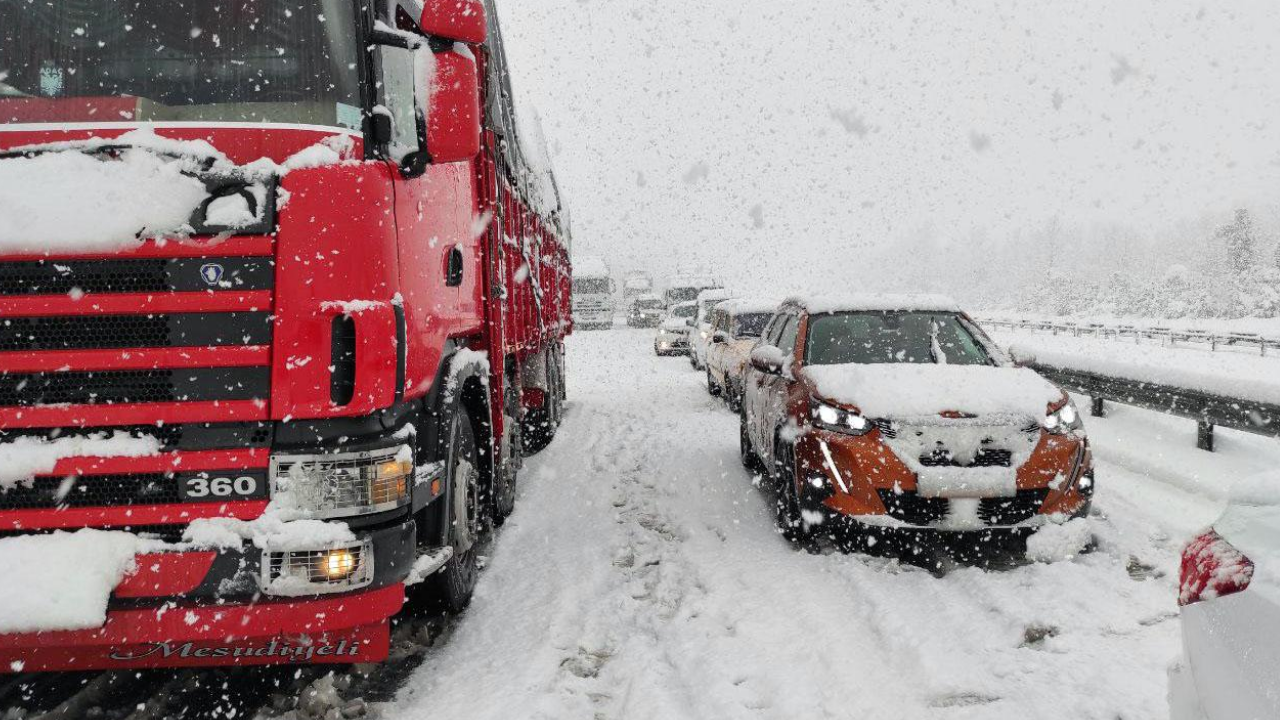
top-left (496, 0), bottom-right (1280, 292)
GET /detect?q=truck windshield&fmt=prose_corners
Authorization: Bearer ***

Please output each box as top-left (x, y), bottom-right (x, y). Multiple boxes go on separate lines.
top-left (0, 0), bottom-right (363, 129)
top-left (805, 312), bottom-right (992, 366)
top-left (574, 278), bottom-right (610, 294)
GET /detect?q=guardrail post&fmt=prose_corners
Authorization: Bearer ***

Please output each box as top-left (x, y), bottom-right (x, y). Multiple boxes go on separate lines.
top-left (1090, 397), bottom-right (1105, 417)
top-left (1197, 421), bottom-right (1215, 452)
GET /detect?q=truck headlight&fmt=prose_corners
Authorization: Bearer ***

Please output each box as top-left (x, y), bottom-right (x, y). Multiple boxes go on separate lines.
top-left (270, 445), bottom-right (413, 518)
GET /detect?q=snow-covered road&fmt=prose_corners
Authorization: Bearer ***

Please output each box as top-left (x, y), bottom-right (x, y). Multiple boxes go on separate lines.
top-left (386, 328), bottom-right (1274, 720)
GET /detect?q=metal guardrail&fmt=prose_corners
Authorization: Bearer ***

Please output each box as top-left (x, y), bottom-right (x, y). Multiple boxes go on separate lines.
top-left (1026, 362), bottom-right (1280, 452)
top-left (982, 318), bottom-right (1280, 357)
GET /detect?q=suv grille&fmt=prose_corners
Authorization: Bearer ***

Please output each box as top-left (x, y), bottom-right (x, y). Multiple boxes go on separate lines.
top-left (918, 448), bottom-right (1013, 468)
top-left (876, 488), bottom-right (1049, 527)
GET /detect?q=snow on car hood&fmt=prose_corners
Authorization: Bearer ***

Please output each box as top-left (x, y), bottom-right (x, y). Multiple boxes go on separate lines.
top-left (660, 318), bottom-right (691, 331)
top-left (805, 363), bottom-right (1062, 419)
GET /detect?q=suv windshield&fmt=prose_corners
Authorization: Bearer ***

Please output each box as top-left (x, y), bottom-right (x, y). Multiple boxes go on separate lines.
top-left (805, 312), bottom-right (992, 366)
top-left (0, 0), bottom-right (363, 128)
top-left (671, 304), bottom-right (696, 319)
top-left (734, 313), bottom-right (770, 338)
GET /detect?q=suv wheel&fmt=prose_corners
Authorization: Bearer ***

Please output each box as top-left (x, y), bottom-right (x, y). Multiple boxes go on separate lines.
top-left (706, 367), bottom-right (721, 397)
top-left (773, 439), bottom-right (813, 545)
top-left (739, 407), bottom-right (761, 472)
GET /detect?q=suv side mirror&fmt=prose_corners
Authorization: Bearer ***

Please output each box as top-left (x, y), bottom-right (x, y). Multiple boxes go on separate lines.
top-left (750, 345), bottom-right (784, 374)
top-left (426, 48), bottom-right (481, 164)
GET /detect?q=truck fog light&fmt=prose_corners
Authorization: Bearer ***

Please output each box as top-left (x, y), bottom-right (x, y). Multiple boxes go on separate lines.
top-left (808, 476), bottom-right (828, 490)
top-left (324, 549), bottom-right (358, 580)
top-left (261, 539), bottom-right (374, 596)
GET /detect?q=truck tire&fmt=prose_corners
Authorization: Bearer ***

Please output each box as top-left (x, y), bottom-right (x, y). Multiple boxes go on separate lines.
top-left (427, 406), bottom-right (484, 613)
top-left (492, 381), bottom-right (520, 525)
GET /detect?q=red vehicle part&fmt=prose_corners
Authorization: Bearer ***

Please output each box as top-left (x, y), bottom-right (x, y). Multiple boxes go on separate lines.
top-left (1180, 529), bottom-right (1255, 606)
top-left (0, 0), bottom-right (571, 671)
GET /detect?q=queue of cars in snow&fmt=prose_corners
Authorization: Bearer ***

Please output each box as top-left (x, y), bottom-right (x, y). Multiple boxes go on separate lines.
top-left (653, 292), bottom-right (1278, 720)
top-left (656, 293), bottom-right (1095, 548)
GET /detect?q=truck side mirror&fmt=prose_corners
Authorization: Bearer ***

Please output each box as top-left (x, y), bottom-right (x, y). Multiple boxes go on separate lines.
top-left (420, 0), bottom-right (487, 44)
top-left (426, 48), bottom-right (481, 164)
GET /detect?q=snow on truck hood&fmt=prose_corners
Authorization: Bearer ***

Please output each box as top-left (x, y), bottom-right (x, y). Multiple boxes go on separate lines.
top-left (0, 127), bottom-right (355, 254)
top-left (805, 363), bottom-right (1063, 420)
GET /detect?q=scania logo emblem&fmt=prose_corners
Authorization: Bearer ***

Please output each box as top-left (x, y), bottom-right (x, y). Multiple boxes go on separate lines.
top-left (199, 263), bottom-right (225, 286)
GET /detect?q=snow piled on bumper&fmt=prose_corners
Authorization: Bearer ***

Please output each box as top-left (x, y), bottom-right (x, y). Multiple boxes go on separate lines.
top-left (0, 529), bottom-right (150, 634)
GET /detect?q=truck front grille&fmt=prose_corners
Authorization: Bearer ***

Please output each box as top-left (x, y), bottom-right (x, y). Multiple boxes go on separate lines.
top-left (0, 257), bottom-right (274, 295)
top-left (0, 312), bottom-right (272, 351)
top-left (0, 368), bottom-right (269, 406)
top-left (0, 469), bottom-right (269, 510)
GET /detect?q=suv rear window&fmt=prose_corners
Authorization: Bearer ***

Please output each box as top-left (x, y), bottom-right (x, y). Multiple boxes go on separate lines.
top-left (734, 313), bottom-right (771, 338)
top-left (804, 312), bottom-right (991, 366)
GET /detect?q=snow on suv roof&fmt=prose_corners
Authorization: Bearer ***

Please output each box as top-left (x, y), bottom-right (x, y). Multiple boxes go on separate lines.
top-left (696, 288), bottom-right (733, 302)
top-left (785, 293), bottom-right (961, 315)
top-left (715, 298), bottom-right (782, 315)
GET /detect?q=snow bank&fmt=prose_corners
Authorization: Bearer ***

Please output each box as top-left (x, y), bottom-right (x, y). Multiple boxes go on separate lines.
top-left (0, 433), bottom-right (161, 491)
top-left (788, 293), bottom-right (960, 315)
top-left (1213, 470), bottom-right (1280, 605)
top-left (0, 529), bottom-right (146, 633)
top-left (1000, 332), bottom-right (1280, 405)
top-left (1026, 518), bottom-right (1095, 562)
top-left (806, 363), bottom-right (1062, 418)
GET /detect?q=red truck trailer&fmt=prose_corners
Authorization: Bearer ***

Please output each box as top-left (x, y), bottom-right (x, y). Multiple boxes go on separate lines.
top-left (0, 0), bottom-right (571, 671)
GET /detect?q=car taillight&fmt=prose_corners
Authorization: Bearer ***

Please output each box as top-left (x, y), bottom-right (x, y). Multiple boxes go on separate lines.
top-left (1179, 529), bottom-right (1255, 607)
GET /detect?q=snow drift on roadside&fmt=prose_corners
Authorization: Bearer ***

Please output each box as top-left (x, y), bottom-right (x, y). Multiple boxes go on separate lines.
top-left (0, 529), bottom-right (145, 633)
top-left (805, 363), bottom-right (1062, 418)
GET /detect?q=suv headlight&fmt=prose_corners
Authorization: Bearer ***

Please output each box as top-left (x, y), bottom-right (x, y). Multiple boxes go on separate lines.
top-left (270, 445), bottom-right (413, 519)
top-left (1043, 400), bottom-right (1083, 434)
top-left (810, 399), bottom-right (872, 436)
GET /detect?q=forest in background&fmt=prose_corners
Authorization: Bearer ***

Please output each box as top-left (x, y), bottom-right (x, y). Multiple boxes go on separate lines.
top-left (872, 207), bottom-right (1280, 320)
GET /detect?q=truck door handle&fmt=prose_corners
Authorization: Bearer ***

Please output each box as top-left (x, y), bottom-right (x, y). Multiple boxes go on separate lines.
top-left (445, 247), bottom-right (464, 287)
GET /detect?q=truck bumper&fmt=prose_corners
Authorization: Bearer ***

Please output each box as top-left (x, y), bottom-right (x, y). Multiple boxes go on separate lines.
top-left (0, 583), bottom-right (404, 672)
top-left (0, 517), bottom-right (417, 673)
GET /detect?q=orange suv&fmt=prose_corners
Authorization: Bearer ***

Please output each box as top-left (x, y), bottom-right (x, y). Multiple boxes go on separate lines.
top-left (739, 295), bottom-right (1093, 549)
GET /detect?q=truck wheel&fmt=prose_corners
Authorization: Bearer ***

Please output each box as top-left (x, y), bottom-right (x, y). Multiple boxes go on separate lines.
top-left (492, 383), bottom-right (520, 525)
top-left (428, 406), bottom-right (484, 613)
top-left (706, 367), bottom-right (721, 397)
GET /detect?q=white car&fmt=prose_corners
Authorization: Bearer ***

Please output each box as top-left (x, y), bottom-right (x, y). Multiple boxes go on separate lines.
top-left (689, 288), bottom-right (734, 370)
top-left (1169, 471), bottom-right (1280, 720)
top-left (654, 301), bottom-right (697, 356)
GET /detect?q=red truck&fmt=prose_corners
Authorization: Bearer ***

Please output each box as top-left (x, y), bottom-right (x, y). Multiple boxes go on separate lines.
top-left (0, 0), bottom-right (571, 671)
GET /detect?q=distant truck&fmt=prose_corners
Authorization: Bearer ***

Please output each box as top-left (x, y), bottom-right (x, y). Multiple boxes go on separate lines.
top-left (664, 275), bottom-right (721, 308)
top-left (573, 256), bottom-right (615, 330)
top-left (622, 272), bottom-right (654, 311)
